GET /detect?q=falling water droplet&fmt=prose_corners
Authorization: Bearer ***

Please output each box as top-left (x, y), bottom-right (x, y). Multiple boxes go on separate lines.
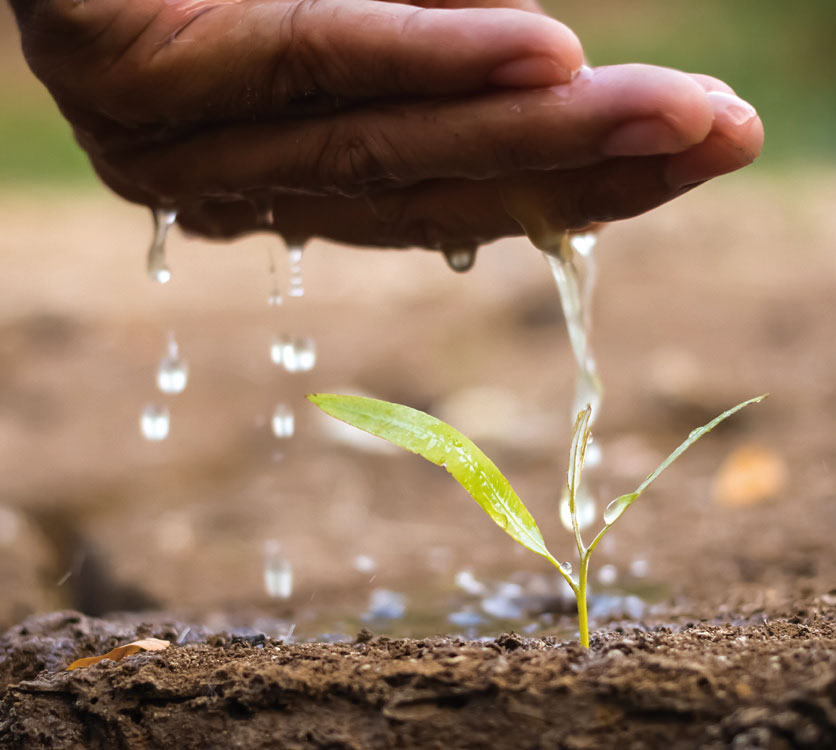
top-left (147, 208), bottom-right (177, 284)
top-left (140, 403), bottom-right (170, 441)
top-left (263, 540), bottom-right (293, 598)
top-left (271, 403), bottom-right (295, 438)
top-left (252, 192), bottom-right (275, 228)
top-left (266, 244), bottom-right (282, 306)
top-left (560, 561), bottom-right (573, 575)
top-left (282, 337), bottom-right (316, 373)
top-left (156, 332), bottom-right (188, 394)
top-left (287, 243), bottom-right (305, 297)
top-left (444, 247), bottom-right (477, 273)
top-left (353, 555), bottom-right (376, 573)
top-left (270, 335), bottom-right (290, 366)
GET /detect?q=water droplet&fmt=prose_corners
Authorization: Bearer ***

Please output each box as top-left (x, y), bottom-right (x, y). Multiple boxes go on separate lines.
top-left (263, 540), bottom-right (293, 598)
top-left (266, 243), bottom-right (282, 306)
top-left (560, 561), bottom-right (573, 575)
top-left (558, 485), bottom-right (596, 531)
top-left (282, 337), bottom-right (316, 373)
top-left (448, 610), bottom-right (485, 627)
top-left (140, 403), bottom-right (170, 441)
top-left (363, 589), bottom-right (406, 620)
top-left (353, 554), bottom-right (376, 573)
top-left (481, 593), bottom-right (523, 620)
top-left (570, 232), bottom-right (597, 257)
top-left (271, 404), bottom-right (295, 438)
top-left (287, 243), bottom-right (305, 297)
top-left (630, 559), bottom-right (649, 578)
top-left (156, 332), bottom-right (188, 394)
top-left (455, 569), bottom-right (487, 596)
top-left (444, 247), bottom-right (477, 273)
top-left (597, 564), bottom-right (618, 585)
top-left (270, 335), bottom-right (289, 366)
top-left (252, 192), bottom-right (275, 228)
top-left (147, 208), bottom-right (177, 284)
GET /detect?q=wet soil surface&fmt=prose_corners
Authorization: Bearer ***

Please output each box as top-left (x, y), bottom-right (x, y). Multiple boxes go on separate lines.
top-left (2, 601), bottom-right (835, 750)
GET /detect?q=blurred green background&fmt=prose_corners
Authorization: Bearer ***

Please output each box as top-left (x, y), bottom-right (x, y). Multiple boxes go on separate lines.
top-left (0, 0), bottom-right (833, 186)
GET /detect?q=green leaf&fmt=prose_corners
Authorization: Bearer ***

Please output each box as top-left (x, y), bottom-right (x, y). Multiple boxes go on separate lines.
top-left (308, 393), bottom-right (553, 562)
top-left (602, 394), bottom-right (768, 525)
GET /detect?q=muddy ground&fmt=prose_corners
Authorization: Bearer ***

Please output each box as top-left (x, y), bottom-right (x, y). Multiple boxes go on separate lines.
top-left (0, 170), bottom-right (834, 747)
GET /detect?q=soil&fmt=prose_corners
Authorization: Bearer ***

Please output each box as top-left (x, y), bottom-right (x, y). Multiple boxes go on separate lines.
top-left (2, 602), bottom-right (835, 750)
top-left (0, 170), bottom-right (834, 748)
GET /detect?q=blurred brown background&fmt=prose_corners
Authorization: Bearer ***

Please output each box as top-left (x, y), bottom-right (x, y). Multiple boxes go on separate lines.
top-left (0, 1), bottom-right (833, 636)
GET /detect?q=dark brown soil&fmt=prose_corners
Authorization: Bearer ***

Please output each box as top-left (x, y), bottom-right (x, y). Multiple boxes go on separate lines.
top-left (2, 601), bottom-right (835, 750)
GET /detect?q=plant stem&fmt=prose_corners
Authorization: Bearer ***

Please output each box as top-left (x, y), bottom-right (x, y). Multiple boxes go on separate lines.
top-left (577, 555), bottom-right (590, 649)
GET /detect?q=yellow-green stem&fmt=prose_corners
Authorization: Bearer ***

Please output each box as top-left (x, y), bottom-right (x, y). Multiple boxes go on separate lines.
top-left (577, 555), bottom-right (590, 649)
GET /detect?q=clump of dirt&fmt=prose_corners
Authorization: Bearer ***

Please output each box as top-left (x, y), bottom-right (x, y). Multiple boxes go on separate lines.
top-left (2, 600), bottom-right (834, 750)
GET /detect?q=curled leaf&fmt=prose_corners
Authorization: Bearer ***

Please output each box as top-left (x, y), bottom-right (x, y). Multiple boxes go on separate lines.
top-left (567, 406), bottom-right (592, 516)
top-left (602, 394), bottom-right (768, 526)
top-left (66, 638), bottom-right (170, 671)
top-left (308, 393), bottom-right (553, 562)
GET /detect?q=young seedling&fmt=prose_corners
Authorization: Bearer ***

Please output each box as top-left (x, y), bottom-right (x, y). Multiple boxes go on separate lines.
top-left (308, 393), bottom-right (766, 647)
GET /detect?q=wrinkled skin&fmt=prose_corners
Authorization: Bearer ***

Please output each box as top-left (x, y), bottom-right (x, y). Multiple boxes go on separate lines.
top-left (10, 0), bottom-right (763, 250)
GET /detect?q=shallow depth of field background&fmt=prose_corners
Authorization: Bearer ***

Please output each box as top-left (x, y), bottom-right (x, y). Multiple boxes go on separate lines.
top-left (0, 1), bottom-right (833, 635)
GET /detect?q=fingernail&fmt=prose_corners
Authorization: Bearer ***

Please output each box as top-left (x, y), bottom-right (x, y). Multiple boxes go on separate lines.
top-left (600, 118), bottom-right (686, 156)
top-left (707, 91), bottom-right (757, 127)
top-left (489, 56), bottom-right (573, 88)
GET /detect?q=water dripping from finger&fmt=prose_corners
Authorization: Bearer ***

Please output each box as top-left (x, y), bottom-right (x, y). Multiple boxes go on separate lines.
top-left (147, 207), bottom-right (178, 284)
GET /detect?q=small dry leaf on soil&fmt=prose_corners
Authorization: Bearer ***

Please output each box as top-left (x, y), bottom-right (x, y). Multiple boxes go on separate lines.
top-left (66, 638), bottom-right (170, 671)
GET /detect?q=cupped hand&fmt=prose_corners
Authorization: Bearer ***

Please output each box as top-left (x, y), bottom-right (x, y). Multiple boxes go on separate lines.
top-left (11, 0), bottom-right (762, 250)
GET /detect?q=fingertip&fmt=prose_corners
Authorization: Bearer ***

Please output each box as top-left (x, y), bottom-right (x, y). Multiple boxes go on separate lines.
top-left (664, 125), bottom-right (763, 191)
top-left (689, 73), bottom-right (737, 96)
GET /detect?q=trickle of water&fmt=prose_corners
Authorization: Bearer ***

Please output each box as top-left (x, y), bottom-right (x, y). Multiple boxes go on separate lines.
top-left (271, 403), bottom-right (295, 438)
top-left (541, 232), bottom-right (602, 424)
top-left (140, 403), bottom-right (170, 441)
top-left (287, 243), bottom-right (305, 297)
top-left (443, 247), bottom-right (477, 273)
top-left (263, 540), bottom-right (293, 598)
top-left (147, 208), bottom-right (177, 284)
top-left (532, 230), bottom-right (604, 533)
top-left (156, 331), bottom-right (188, 394)
top-left (560, 561), bottom-right (573, 576)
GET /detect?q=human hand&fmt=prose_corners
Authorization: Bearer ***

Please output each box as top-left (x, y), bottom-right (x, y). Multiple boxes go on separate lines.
top-left (11, 0), bottom-right (762, 250)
